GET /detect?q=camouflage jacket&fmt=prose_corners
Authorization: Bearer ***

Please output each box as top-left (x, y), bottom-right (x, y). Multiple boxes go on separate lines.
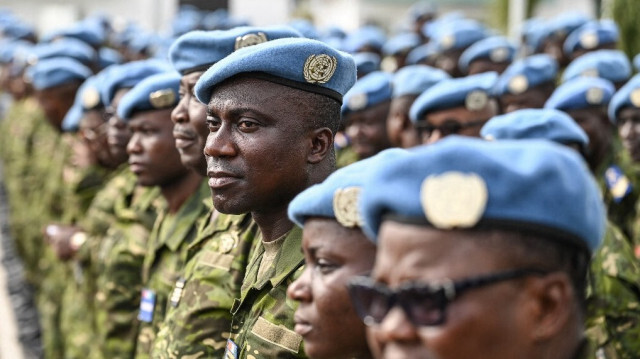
top-left (151, 210), bottom-right (257, 358)
top-left (134, 180), bottom-right (211, 359)
top-left (94, 181), bottom-right (163, 359)
top-left (227, 226), bottom-right (307, 359)
top-left (586, 221), bottom-right (640, 359)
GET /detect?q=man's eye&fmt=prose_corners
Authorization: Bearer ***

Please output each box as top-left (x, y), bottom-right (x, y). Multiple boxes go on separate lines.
top-left (238, 120), bottom-right (258, 130)
top-left (314, 258), bottom-right (337, 275)
top-left (206, 116), bottom-right (221, 130)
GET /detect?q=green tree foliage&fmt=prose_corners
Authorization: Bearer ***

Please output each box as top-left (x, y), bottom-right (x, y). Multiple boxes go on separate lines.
top-left (611, 0), bottom-right (640, 58)
top-left (491, 0), bottom-right (543, 33)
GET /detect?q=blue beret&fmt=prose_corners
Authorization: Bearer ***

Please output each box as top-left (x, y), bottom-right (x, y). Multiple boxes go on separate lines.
top-left (421, 12), bottom-right (465, 39)
top-left (117, 71), bottom-right (181, 120)
top-left (98, 47), bottom-right (123, 69)
top-left (27, 57), bottom-right (92, 90)
top-left (62, 77), bottom-right (99, 132)
top-left (431, 19), bottom-right (488, 51)
top-left (194, 37), bottom-right (357, 104)
top-left (547, 12), bottom-right (591, 39)
top-left (288, 19), bottom-right (319, 40)
top-left (353, 52), bottom-right (381, 77)
top-left (1, 21), bottom-right (34, 40)
top-left (406, 42), bottom-right (439, 65)
top-left (480, 108), bottom-right (589, 149)
top-left (288, 148), bottom-right (409, 229)
top-left (169, 26), bottom-right (302, 75)
top-left (409, 71), bottom-right (498, 123)
top-left (545, 77), bottom-right (615, 111)
top-left (342, 26), bottom-right (387, 53)
top-left (494, 54), bottom-right (558, 96)
top-left (458, 36), bottom-right (517, 73)
top-left (634, 53), bottom-right (640, 72)
top-left (359, 136), bottom-right (605, 252)
top-left (608, 74), bottom-right (640, 123)
top-left (201, 9), bottom-right (229, 30)
top-left (382, 33), bottom-right (421, 56)
top-left (342, 71), bottom-right (393, 116)
top-left (0, 40), bottom-right (32, 64)
top-left (322, 26), bottom-right (346, 40)
top-left (562, 49), bottom-right (630, 84)
top-left (100, 59), bottom-right (173, 106)
top-left (392, 64), bottom-right (449, 98)
top-left (44, 19), bottom-right (106, 47)
top-left (30, 38), bottom-right (96, 66)
top-left (563, 19), bottom-right (618, 57)
top-left (408, 1), bottom-right (437, 21)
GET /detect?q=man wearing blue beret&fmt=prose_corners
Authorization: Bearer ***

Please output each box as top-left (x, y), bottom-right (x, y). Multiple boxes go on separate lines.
top-left (387, 65), bottom-right (449, 148)
top-left (111, 72), bottom-right (211, 359)
top-left (410, 71), bottom-right (499, 144)
top-left (343, 71), bottom-right (393, 160)
top-left (153, 26), bottom-right (302, 358)
top-left (458, 36), bottom-right (516, 76)
top-left (495, 54), bottom-right (558, 114)
top-left (194, 37), bottom-right (356, 358)
top-left (352, 136), bottom-right (605, 359)
top-left (564, 20), bottom-right (618, 62)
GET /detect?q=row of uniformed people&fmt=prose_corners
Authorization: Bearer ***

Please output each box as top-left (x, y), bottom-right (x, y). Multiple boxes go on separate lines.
top-left (0, 4), bottom-right (639, 359)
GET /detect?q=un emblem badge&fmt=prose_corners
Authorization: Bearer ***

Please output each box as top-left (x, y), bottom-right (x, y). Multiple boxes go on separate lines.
top-left (304, 54), bottom-right (337, 84)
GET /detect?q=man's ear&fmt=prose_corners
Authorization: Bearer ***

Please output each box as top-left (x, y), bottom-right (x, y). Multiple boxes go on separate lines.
top-left (307, 127), bottom-right (333, 164)
top-left (521, 272), bottom-right (575, 343)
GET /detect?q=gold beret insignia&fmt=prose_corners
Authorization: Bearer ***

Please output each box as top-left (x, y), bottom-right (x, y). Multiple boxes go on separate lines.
top-left (440, 34), bottom-right (455, 50)
top-left (465, 90), bottom-right (488, 111)
top-left (380, 56), bottom-right (398, 73)
top-left (489, 47), bottom-right (509, 62)
top-left (585, 87), bottom-right (604, 105)
top-left (234, 32), bottom-right (267, 50)
top-left (82, 87), bottom-right (101, 109)
top-left (581, 68), bottom-right (599, 78)
top-left (579, 32), bottom-right (599, 50)
top-left (333, 187), bottom-right (363, 228)
top-left (304, 54), bottom-right (337, 84)
top-left (630, 88), bottom-right (640, 108)
top-left (149, 89), bottom-right (176, 109)
top-left (508, 75), bottom-right (528, 95)
top-left (420, 171), bottom-right (488, 229)
top-left (348, 93), bottom-right (368, 112)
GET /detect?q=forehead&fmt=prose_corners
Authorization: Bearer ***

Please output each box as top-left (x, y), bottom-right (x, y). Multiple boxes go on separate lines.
top-left (618, 106), bottom-right (640, 119)
top-left (346, 100), bottom-right (391, 122)
top-left (208, 76), bottom-right (292, 108)
top-left (129, 108), bottom-right (173, 127)
top-left (181, 71), bottom-right (204, 86)
top-left (374, 221), bottom-right (507, 282)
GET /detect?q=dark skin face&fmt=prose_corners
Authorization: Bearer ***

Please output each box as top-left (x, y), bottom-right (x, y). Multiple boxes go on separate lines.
top-left (569, 43), bottom-right (616, 62)
top-left (386, 95), bottom-right (420, 148)
top-left (203, 76), bottom-right (333, 241)
top-left (35, 81), bottom-right (81, 131)
top-left (106, 88), bottom-right (132, 165)
top-left (172, 71), bottom-right (208, 176)
top-left (616, 107), bottom-right (640, 162)
top-left (345, 100), bottom-right (393, 159)
top-left (435, 49), bottom-right (465, 78)
top-left (126, 108), bottom-right (190, 188)
top-left (498, 84), bottom-right (554, 114)
top-left (79, 109), bottom-right (121, 169)
top-left (566, 106), bottom-right (612, 171)
top-left (542, 35), bottom-right (569, 67)
top-left (467, 59), bottom-right (510, 76)
top-left (288, 218), bottom-right (376, 359)
top-left (418, 101), bottom-right (498, 145)
top-left (369, 221), bottom-right (579, 359)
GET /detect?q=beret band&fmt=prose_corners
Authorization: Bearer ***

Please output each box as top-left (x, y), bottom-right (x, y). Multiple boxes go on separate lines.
top-left (241, 71), bottom-right (343, 103)
top-left (180, 63), bottom-right (214, 75)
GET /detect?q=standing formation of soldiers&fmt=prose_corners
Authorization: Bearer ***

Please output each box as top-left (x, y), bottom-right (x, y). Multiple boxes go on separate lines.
top-left (0, 1), bottom-right (639, 358)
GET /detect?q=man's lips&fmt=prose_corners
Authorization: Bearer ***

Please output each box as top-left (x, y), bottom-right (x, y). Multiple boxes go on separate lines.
top-left (294, 314), bottom-right (313, 336)
top-left (207, 169), bottom-right (241, 189)
top-left (173, 130), bottom-right (198, 149)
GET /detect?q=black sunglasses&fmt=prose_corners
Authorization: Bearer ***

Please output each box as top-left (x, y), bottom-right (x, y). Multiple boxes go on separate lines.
top-left (347, 268), bottom-right (548, 327)
top-left (415, 119), bottom-right (488, 137)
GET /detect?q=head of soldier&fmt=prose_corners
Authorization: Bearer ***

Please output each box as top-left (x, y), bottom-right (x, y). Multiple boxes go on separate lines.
top-left (119, 71), bottom-right (190, 188)
top-left (495, 54), bottom-right (558, 114)
top-left (545, 77), bottom-right (616, 172)
top-left (194, 37), bottom-right (356, 216)
top-left (410, 71), bottom-right (499, 145)
top-left (458, 36), bottom-right (516, 76)
top-left (563, 20), bottom-right (618, 63)
top-left (28, 57), bottom-right (91, 131)
top-left (353, 136), bottom-right (605, 359)
top-left (343, 71), bottom-right (393, 159)
top-left (609, 74), bottom-right (640, 162)
top-left (286, 149), bottom-right (407, 359)
top-left (101, 60), bottom-right (172, 167)
top-left (386, 65), bottom-right (449, 148)
top-left (169, 26), bottom-right (303, 176)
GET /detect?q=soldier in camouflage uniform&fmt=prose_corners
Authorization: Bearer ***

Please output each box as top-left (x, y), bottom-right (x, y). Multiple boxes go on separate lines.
top-left (107, 72), bottom-right (210, 358)
top-left (193, 37), bottom-right (356, 358)
top-left (150, 26), bottom-right (301, 358)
